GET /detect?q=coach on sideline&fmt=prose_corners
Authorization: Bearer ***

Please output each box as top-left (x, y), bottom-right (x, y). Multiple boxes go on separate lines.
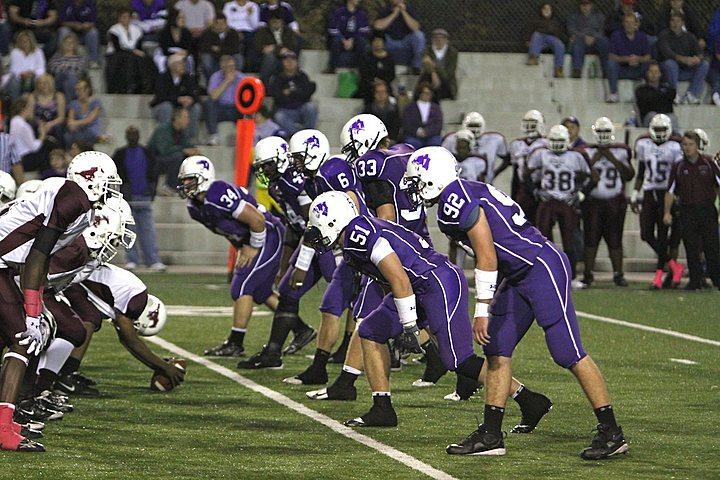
top-left (663, 131), bottom-right (720, 290)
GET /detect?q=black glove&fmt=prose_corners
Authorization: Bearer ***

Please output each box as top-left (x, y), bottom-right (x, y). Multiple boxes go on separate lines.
top-left (395, 325), bottom-right (425, 355)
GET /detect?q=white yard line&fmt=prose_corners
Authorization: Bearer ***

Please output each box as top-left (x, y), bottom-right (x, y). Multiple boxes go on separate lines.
top-left (145, 336), bottom-right (458, 480)
top-left (576, 311), bottom-right (720, 347)
top-left (165, 306), bottom-right (271, 317)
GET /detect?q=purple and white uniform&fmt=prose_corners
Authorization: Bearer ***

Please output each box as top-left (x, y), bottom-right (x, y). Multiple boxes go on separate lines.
top-left (436, 179), bottom-right (587, 368)
top-left (268, 166), bottom-right (311, 237)
top-left (345, 216), bottom-right (474, 370)
top-left (188, 180), bottom-right (285, 303)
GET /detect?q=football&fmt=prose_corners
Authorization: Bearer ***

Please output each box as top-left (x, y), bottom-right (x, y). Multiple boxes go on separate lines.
top-left (150, 358), bottom-right (187, 392)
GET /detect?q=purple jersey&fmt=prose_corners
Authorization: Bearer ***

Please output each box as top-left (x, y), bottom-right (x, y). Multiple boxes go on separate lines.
top-left (437, 179), bottom-right (547, 280)
top-left (268, 166), bottom-right (309, 235)
top-left (342, 216), bottom-right (444, 288)
top-left (305, 156), bottom-right (369, 215)
top-left (188, 180), bottom-right (281, 249)
top-left (355, 143), bottom-right (429, 239)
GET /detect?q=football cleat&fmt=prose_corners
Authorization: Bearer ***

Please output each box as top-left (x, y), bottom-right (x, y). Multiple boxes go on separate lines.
top-left (446, 425), bottom-right (506, 455)
top-left (306, 382), bottom-right (357, 401)
top-left (613, 273), bottom-right (628, 287)
top-left (511, 392), bottom-right (553, 433)
top-left (17, 399), bottom-right (64, 422)
top-left (282, 364), bottom-right (328, 385)
top-left (54, 374), bottom-right (101, 396)
top-left (282, 327), bottom-right (317, 355)
top-left (580, 424), bottom-right (629, 460)
top-left (344, 405), bottom-right (398, 427)
top-left (237, 347), bottom-right (283, 370)
top-left (412, 379), bottom-right (436, 387)
top-left (70, 372), bottom-right (97, 386)
top-left (0, 428), bottom-right (46, 452)
top-left (36, 391), bottom-right (74, 413)
top-left (18, 424), bottom-right (43, 440)
top-left (443, 391), bottom-right (462, 401)
top-left (13, 412), bottom-right (45, 432)
top-left (204, 340), bottom-right (245, 357)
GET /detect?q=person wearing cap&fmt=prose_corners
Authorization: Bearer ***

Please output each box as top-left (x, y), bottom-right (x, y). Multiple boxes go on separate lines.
top-left (254, 8), bottom-right (298, 84)
top-left (268, 50), bottom-right (318, 136)
top-left (567, 0), bottom-right (608, 79)
top-left (562, 116), bottom-right (587, 149)
top-left (326, 0), bottom-right (370, 73)
top-left (605, 0), bottom-right (656, 39)
top-left (150, 52), bottom-right (202, 141)
top-left (417, 28), bottom-right (457, 101)
top-left (605, 12), bottom-right (651, 103)
top-left (373, 0), bottom-right (426, 74)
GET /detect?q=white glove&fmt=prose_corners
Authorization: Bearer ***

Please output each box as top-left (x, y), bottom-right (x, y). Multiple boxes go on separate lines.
top-left (16, 315), bottom-right (43, 356)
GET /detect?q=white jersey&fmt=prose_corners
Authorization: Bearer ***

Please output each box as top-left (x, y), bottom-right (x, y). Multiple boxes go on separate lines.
top-left (510, 136), bottom-right (549, 179)
top-left (528, 148), bottom-right (590, 203)
top-left (46, 237), bottom-right (100, 293)
top-left (443, 131), bottom-right (508, 183)
top-left (223, 0), bottom-right (260, 32)
top-left (0, 180), bottom-right (92, 269)
top-left (582, 144), bottom-right (632, 200)
top-left (634, 136), bottom-right (682, 191)
top-left (81, 264), bottom-right (148, 321)
top-left (458, 156), bottom-right (488, 181)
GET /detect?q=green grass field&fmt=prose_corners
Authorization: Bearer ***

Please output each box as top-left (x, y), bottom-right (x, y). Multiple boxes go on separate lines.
top-left (6, 273), bottom-right (719, 480)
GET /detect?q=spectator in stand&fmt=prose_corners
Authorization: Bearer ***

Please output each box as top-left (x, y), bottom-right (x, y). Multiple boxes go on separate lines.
top-left (355, 34), bottom-right (395, 103)
top-left (401, 81), bottom-right (442, 149)
top-left (5, 29), bottom-right (45, 102)
top-left (709, 36), bottom-right (720, 106)
top-left (39, 147), bottom-right (67, 179)
top-left (198, 13), bottom-right (244, 79)
top-left (203, 55), bottom-right (244, 146)
top-left (65, 77), bottom-right (106, 146)
top-left (157, 7), bottom-right (194, 73)
top-left (106, 7), bottom-right (155, 95)
top-left (150, 52), bottom-right (201, 140)
top-left (363, 80), bottom-right (400, 141)
top-left (10, 96), bottom-right (59, 172)
top-left (29, 73), bottom-right (66, 143)
top-left (657, 12), bottom-right (709, 105)
top-left (174, 0), bottom-right (215, 40)
top-left (259, 0), bottom-right (299, 35)
top-left (255, 9), bottom-right (297, 84)
top-left (567, 0), bottom-right (608, 79)
top-left (373, 0), bottom-right (425, 74)
top-left (526, 3), bottom-right (566, 78)
top-left (48, 31), bottom-right (88, 100)
top-left (253, 104), bottom-right (286, 143)
top-left (8, 0), bottom-right (59, 58)
top-left (223, 0), bottom-right (260, 61)
top-left (0, 1), bottom-right (11, 56)
top-left (658, 0), bottom-right (705, 50)
top-left (605, 13), bottom-right (651, 103)
top-left (562, 116), bottom-right (587, 149)
top-left (326, 0), bottom-right (369, 73)
top-left (148, 107), bottom-right (201, 192)
top-left (0, 122), bottom-right (24, 184)
top-left (418, 28), bottom-right (457, 101)
top-left (58, 0), bottom-right (100, 68)
top-left (605, 0), bottom-right (656, 39)
top-left (131, 0), bottom-right (167, 44)
top-left (114, 125), bottom-right (167, 272)
top-left (635, 61), bottom-right (678, 129)
top-left (268, 51), bottom-right (317, 137)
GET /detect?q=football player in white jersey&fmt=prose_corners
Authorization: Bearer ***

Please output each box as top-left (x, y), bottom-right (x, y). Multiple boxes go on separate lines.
top-left (526, 125), bottom-right (591, 287)
top-left (630, 114), bottom-right (684, 290)
top-left (579, 117), bottom-right (635, 287)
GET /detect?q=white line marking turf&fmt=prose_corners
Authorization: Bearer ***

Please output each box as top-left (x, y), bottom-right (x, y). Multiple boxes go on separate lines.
top-left (145, 336), bottom-right (459, 480)
top-left (669, 358), bottom-right (699, 365)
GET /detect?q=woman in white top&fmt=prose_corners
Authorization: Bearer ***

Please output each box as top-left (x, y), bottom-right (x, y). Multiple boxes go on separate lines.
top-left (106, 7), bottom-right (155, 94)
top-left (5, 30), bottom-right (46, 102)
top-left (10, 96), bottom-right (60, 172)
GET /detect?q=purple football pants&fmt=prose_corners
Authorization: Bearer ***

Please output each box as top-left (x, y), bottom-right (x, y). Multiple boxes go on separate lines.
top-left (484, 241), bottom-right (587, 368)
top-left (231, 223), bottom-right (285, 303)
top-left (277, 244), bottom-right (338, 301)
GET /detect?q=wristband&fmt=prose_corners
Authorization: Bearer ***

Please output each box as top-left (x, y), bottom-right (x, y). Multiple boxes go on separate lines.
top-left (24, 288), bottom-right (43, 318)
top-left (295, 244), bottom-right (315, 272)
top-left (474, 269), bottom-right (497, 300)
top-left (394, 295), bottom-right (417, 328)
top-left (630, 190), bottom-right (639, 203)
top-left (474, 302), bottom-right (489, 318)
top-left (249, 229), bottom-right (266, 249)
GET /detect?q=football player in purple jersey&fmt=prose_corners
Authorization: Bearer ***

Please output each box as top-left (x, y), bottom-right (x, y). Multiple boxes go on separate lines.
top-left (305, 191), bottom-right (551, 430)
top-left (177, 155), bottom-right (292, 361)
top-left (405, 146), bottom-right (627, 460)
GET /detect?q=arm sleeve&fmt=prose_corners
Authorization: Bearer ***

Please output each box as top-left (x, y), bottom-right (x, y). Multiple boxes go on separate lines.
top-left (363, 180), bottom-right (395, 211)
top-left (369, 237), bottom-right (395, 266)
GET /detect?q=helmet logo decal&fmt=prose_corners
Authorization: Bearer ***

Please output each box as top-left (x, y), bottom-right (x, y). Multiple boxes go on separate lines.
top-left (197, 159), bottom-right (210, 171)
top-left (412, 154), bottom-right (431, 171)
top-left (350, 119), bottom-right (365, 134)
top-left (147, 306), bottom-right (160, 328)
top-left (77, 167), bottom-right (99, 180)
top-left (313, 201), bottom-right (329, 217)
top-left (305, 135), bottom-right (320, 149)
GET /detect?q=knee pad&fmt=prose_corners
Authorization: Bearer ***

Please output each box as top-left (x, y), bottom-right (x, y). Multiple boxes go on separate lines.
top-left (455, 354), bottom-right (485, 380)
top-left (3, 351), bottom-right (29, 367)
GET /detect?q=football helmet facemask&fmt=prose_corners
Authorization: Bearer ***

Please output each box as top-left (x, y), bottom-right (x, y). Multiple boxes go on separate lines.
top-left (649, 114), bottom-right (672, 143)
top-left (254, 136), bottom-right (291, 184)
top-left (83, 201), bottom-right (124, 264)
top-left (592, 117), bottom-right (615, 146)
top-left (548, 125), bottom-right (570, 153)
top-left (461, 112), bottom-right (485, 138)
top-left (522, 109), bottom-right (545, 137)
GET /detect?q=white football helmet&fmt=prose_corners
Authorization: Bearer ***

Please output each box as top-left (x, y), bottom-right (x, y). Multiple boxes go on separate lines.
top-left (649, 114), bottom-right (672, 143)
top-left (135, 294), bottom-right (167, 337)
top-left (340, 114), bottom-right (388, 163)
top-left (522, 109), bottom-right (545, 137)
top-left (0, 171), bottom-right (17, 205)
top-left (254, 136), bottom-right (291, 184)
top-left (15, 179), bottom-right (44, 199)
top-left (405, 146), bottom-right (459, 205)
top-left (105, 196), bottom-right (136, 250)
top-left (694, 128), bottom-right (709, 152)
top-left (83, 201), bottom-right (124, 264)
top-left (67, 151), bottom-right (122, 203)
top-left (592, 117), bottom-right (615, 146)
top-left (307, 191), bottom-right (359, 252)
top-left (461, 112), bottom-right (485, 138)
top-left (289, 129), bottom-right (330, 172)
top-left (548, 125), bottom-right (570, 153)
top-left (178, 155), bottom-right (215, 199)
top-left (455, 129), bottom-right (475, 147)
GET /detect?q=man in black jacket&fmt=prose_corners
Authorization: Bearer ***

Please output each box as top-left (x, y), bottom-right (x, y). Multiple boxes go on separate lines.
top-left (150, 53), bottom-right (201, 140)
top-left (269, 51), bottom-right (318, 137)
top-left (635, 61), bottom-right (677, 128)
top-left (198, 13), bottom-right (244, 80)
